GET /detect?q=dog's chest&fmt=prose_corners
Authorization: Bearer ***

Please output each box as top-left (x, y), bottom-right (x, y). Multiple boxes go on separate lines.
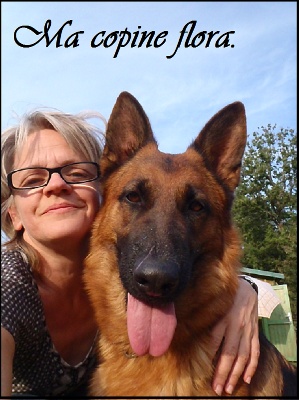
top-left (97, 344), bottom-right (216, 397)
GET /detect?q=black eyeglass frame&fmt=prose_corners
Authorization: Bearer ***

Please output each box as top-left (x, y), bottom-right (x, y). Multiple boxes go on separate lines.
top-left (7, 162), bottom-right (100, 190)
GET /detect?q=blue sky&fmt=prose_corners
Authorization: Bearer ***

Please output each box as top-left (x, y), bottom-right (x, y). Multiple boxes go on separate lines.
top-left (1, 1), bottom-right (297, 154)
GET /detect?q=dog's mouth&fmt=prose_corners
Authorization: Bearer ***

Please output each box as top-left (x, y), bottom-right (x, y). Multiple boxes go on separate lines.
top-left (120, 249), bottom-right (191, 357)
top-left (126, 293), bottom-right (177, 357)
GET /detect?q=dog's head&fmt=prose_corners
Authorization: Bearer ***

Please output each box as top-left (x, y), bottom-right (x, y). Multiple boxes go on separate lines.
top-left (88, 92), bottom-right (247, 357)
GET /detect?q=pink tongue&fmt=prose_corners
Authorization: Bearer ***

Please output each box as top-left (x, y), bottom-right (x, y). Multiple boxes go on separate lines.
top-left (127, 293), bottom-right (177, 357)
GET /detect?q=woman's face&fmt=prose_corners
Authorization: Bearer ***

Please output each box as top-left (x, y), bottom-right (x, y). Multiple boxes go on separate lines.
top-left (8, 129), bottom-right (101, 251)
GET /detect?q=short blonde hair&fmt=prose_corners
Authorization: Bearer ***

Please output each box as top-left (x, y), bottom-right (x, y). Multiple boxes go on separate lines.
top-left (1, 108), bottom-right (106, 263)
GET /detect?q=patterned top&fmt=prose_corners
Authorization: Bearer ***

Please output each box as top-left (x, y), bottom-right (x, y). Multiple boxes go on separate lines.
top-left (1, 249), bottom-right (98, 396)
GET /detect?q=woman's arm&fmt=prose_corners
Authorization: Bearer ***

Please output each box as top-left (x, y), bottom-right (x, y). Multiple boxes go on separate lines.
top-left (210, 278), bottom-right (260, 396)
top-left (1, 327), bottom-right (15, 396)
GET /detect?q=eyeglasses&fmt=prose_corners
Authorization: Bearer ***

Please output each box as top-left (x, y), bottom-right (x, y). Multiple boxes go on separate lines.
top-left (7, 162), bottom-right (100, 190)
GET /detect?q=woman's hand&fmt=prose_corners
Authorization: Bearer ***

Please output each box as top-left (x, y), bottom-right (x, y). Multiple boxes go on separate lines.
top-left (210, 278), bottom-right (260, 396)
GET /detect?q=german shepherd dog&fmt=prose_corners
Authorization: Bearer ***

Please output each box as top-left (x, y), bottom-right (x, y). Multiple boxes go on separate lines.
top-left (84, 92), bottom-right (297, 397)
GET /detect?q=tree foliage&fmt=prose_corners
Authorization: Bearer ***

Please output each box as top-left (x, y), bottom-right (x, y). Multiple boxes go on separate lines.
top-left (233, 124), bottom-right (297, 325)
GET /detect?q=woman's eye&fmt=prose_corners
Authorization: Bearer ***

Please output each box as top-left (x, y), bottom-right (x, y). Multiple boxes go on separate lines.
top-left (66, 169), bottom-right (90, 179)
top-left (126, 191), bottom-right (141, 203)
top-left (189, 200), bottom-right (204, 212)
top-left (21, 174), bottom-right (46, 187)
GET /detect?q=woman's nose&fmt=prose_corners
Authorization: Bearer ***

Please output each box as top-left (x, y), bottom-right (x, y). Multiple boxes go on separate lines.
top-left (43, 172), bottom-right (72, 193)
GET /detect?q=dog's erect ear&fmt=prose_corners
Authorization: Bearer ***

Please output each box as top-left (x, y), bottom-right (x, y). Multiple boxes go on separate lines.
top-left (101, 92), bottom-right (156, 177)
top-left (191, 102), bottom-right (247, 191)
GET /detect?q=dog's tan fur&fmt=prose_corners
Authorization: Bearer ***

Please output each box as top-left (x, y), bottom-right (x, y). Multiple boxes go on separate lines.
top-left (84, 92), bottom-right (296, 398)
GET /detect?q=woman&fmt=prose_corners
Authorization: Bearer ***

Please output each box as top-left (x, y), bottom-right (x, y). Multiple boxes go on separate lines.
top-left (1, 108), bottom-right (259, 397)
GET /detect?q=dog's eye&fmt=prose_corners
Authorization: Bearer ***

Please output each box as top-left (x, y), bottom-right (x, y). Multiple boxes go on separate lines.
top-left (189, 200), bottom-right (204, 212)
top-left (126, 191), bottom-right (141, 204)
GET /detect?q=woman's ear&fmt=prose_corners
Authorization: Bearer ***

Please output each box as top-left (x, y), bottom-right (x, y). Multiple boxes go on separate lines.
top-left (8, 204), bottom-right (23, 231)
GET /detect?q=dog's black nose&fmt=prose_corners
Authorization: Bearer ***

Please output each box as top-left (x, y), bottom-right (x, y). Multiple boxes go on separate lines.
top-left (133, 260), bottom-right (180, 298)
